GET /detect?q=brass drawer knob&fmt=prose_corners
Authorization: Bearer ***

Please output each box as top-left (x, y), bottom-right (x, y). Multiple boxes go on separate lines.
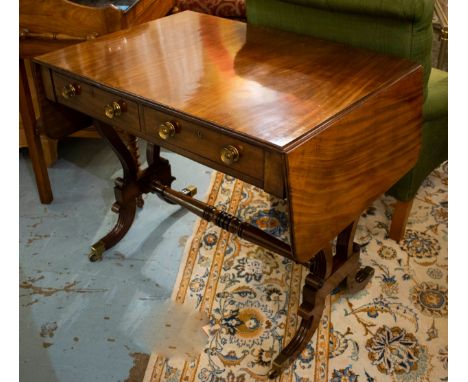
top-left (61, 83), bottom-right (80, 99)
top-left (158, 121), bottom-right (177, 140)
top-left (104, 100), bottom-right (126, 119)
top-left (220, 145), bottom-right (240, 165)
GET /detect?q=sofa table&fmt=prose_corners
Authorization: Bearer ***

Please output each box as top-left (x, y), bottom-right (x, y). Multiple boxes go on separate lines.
top-left (33, 11), bottom-right (423, 377)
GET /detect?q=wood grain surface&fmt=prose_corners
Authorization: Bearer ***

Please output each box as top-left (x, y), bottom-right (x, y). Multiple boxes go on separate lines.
top-left (142, 106), bottom-right (265, 180)
top-left (287, 68), bottom-right (423, 262)
top-left (34, 11), bottom-right (420, 149)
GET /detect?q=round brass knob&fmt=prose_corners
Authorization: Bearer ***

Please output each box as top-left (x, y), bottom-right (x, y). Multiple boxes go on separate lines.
top-left (62, 83), bottom-right (80, 99)
top-left (220, 145), bottom-right (240, 165)
top-left (158, 121), bottom-right (177, 140)
top-left (104, 101), bottom-right (125, 119)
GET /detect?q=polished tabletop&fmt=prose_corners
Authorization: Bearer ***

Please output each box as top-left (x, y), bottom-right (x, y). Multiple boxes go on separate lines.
top-left (35, 11), bottom-right (419, 150)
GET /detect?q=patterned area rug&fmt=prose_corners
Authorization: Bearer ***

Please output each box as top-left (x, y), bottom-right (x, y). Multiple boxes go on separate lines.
top-left (144, 163), bottom-right (448, 382)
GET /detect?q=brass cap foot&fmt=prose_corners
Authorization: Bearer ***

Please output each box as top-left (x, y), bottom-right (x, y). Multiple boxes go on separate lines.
top-left (88, 241), bottom-right (105, 262)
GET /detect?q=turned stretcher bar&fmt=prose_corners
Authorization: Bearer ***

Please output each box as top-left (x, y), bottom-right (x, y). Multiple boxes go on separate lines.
top-left (150, 180), bottom-right (294, 261)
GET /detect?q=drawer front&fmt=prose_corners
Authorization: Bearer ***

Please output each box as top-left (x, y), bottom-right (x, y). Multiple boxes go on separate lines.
top-left (52, 72), bottom-right (140, 131)
top-left (143, 107), bottom-right (264, 180)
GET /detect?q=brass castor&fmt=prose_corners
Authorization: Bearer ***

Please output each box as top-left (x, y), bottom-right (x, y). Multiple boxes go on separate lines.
top-left (88, 241), bottom-right (105, 262)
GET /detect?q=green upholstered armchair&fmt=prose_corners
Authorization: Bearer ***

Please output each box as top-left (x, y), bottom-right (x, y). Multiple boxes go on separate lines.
top-left (246, 0), bottom-right (448, 242)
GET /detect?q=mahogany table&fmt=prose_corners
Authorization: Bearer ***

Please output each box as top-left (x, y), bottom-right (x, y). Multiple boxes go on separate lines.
top-left (33, 11), bottom-right (423, 377)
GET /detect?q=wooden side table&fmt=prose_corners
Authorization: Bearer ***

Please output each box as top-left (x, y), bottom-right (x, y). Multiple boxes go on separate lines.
top-left (33, 12), bottom-right (423, 376)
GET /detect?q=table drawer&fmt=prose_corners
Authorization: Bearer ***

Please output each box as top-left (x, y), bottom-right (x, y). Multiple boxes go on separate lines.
top-left (52, 72), bottom-right (140, 131)
top-left (143, 107), bottom-right (264, 180)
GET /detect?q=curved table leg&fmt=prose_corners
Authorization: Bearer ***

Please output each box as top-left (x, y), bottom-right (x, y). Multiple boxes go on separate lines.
top-left (88, 121), bottom-right (140, 262)
top-left (89, 196), bottom-right (137, 262)
top-left (268, 316), bottom-right (322, 379)
top-left (268, 248), bottom-right (331, 378)
top-left (88, 127), bottom-right (177, 262)
top-left (269, 219), bottom-right (374, 378)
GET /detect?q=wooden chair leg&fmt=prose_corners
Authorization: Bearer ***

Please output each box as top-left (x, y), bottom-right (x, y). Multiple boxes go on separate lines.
top-left (389, 199), bottom-right (414, 242)
top-left (19, 59), bottom-right (53, 204)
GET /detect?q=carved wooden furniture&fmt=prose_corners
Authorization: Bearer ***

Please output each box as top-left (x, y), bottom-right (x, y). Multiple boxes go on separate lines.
top-left (33, 11), bottom-right (423, 377)
top-left (19, 0), bottom-right (175, 203)
top-left (246, 0), bottom-right (448, 243)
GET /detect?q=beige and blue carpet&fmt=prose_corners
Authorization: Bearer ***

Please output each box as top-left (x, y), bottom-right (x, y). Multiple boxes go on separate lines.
top-left (144, 162), bottom-right (448, 382)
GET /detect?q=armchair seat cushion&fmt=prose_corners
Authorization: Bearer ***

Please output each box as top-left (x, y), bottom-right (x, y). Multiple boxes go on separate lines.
top-left (423, 68), bottom-right (448, 121)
